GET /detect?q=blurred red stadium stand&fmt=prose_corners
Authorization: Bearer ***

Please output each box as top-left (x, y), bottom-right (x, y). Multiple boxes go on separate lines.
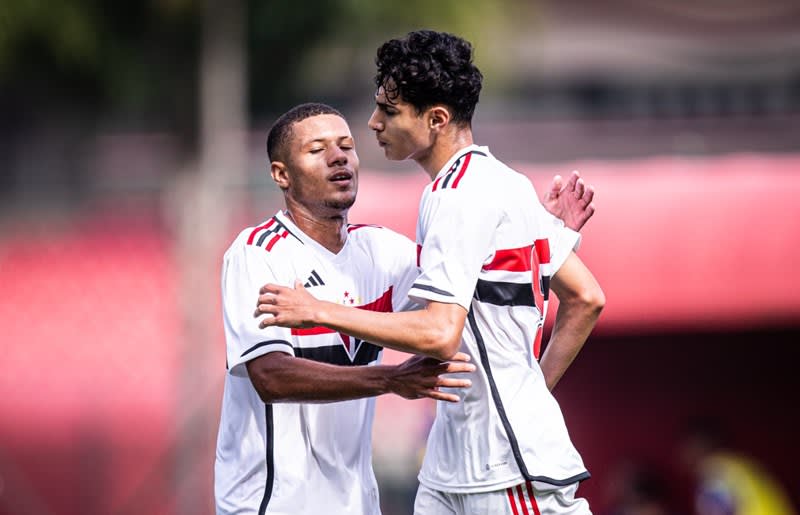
top-left (1, 153), bottom-right (798, 514)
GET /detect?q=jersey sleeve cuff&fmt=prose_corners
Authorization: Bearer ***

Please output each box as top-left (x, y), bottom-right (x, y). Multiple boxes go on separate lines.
top-left (228, 339), bottom-right (294, 377)
top-left (408, 282), bottom-right (471, 311)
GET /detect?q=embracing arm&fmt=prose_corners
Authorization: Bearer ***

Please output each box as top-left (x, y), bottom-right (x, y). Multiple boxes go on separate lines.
top-left (246, 350), bottom-right (474, 404)
top-left (539, 251), bottom-right (605, 391)
top-left (256, 286), bottom-right (466, 362)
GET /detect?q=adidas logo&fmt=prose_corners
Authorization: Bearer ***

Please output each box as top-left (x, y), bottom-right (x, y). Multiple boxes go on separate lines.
top-left (304, 270), bottom-right (325, 288)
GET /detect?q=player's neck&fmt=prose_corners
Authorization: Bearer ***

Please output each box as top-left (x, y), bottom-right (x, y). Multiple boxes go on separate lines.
top-left (284, 207), bottom-right (348, 254)
top-left (417, 126), bottom-right (474, 180)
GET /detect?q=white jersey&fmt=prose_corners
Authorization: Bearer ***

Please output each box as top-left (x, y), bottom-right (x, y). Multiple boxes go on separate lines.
top-left (410, 145), bottom-right (587, 494)
top-left (215, 210), bottom-right (418, 515)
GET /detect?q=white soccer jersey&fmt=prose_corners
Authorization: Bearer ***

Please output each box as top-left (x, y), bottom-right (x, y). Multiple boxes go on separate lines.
top-left (410, 145), bottom-right (588, 494)
top-left (215, 210), bottom-right (418, 515)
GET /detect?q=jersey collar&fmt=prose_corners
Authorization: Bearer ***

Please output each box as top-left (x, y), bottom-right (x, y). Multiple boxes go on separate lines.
top-left (433, 144), bottom-right (487, 182)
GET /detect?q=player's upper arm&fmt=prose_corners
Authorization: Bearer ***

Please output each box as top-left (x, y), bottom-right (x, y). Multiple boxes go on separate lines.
top-left (221, 242), bottom-right (293, 377)
top-left (550, 251), bottom-right (605, 311)
top-left (410, 185), bottom-right (500, 310)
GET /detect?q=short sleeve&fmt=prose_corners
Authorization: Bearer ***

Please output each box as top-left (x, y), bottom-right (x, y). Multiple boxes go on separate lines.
top-left (221, 243), bottom-right (293, 377)
top-left (535, 201), bottom-right (580, 274)
top-left (409, 188), bottom-right (498, 310)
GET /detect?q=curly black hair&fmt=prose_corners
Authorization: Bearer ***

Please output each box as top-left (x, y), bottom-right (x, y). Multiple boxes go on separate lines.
top-left (375, 30), bottom-right (483, 126)
top-left (267, 102), bottom-right (344, 163)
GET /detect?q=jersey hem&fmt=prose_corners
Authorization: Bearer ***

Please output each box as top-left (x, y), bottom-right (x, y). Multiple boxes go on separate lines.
top-left (417, 470), bottom-right (590, 494)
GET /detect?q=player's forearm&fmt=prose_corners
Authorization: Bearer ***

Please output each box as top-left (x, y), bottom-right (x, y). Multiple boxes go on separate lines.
top-left (314, 302), bottom-right (463, 361)
top-left (246, 354), bottom-right (395, 403)
top-left (539, 289), bottom-right (604, 391)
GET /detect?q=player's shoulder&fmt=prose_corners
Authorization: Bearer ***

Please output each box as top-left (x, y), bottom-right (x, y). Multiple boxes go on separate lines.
top-left (427, 147), bottom-right (491, 194)
top-left (225, 214), bottom-right (301, 260)
top-left (347, 223), bottom-right (414, 250)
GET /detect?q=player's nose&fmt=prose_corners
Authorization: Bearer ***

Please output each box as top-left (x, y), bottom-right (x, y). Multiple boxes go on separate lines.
top-left (367, 109), bottom-right (383, 131)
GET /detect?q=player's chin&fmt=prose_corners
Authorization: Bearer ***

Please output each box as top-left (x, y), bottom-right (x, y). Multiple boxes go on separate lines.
top-left (380, 146), bottom-right (403, 161)
top-left (324, 194), bottom-right (356, 211)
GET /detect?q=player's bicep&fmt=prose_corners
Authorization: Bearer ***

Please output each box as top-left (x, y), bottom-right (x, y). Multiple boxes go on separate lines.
top-left (550, 251), bottom-right (601, 303)
top-left (222, 246), bottom-right (292, 377)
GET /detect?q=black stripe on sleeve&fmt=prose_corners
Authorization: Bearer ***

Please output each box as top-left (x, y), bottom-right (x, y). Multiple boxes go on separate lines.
top-left (541, 276), bottom-right (551, 301)
top-left (256, 227), bottom-right (277, 247)
top-left (441, 158), bottom-right (461, 189)
top-left (411, 283), bottom-right (455, 297)
top-left (241, 340), bottom-right (293, 358)
top-left (258, 404), bottom-right (274, 515)
top-left (311, 270), bottom-right (325, 286)
top-left (473, 279), bottom-right (535, 307)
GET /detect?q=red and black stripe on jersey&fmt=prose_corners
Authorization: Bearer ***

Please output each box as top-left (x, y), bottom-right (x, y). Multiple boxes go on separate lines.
top-left (246, 216), bottom-right (302, 252)
top-left (431, 150), bottom-right (487, 191)
top-left (473, 242), bottom-right (551, 307)
top-left (286, 287), bottom-right (393, 366)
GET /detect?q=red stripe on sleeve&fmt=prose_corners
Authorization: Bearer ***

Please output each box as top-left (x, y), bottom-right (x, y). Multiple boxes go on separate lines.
top-left (533, 238), bottom-right (550, 265)
top-left (265, 230), bottom-right (289, 252)
top-left (432, 176), bottom-right (444, 191)
top-left (416, 244), bottom-right (422, 267)
top-left (532, 328), bottom-right (543, 361)
top-left (246, 218), bottom-right (276, 245)
top-left (483, 245), bottom-right (533, 272)
top-left (451, 152), bottom-right (472, 188)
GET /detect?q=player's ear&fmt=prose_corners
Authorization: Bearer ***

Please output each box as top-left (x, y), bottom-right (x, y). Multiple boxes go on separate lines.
top-left (271, 161), bottom-right (290, 191)
top-left (428, 106), bottom-right (450, 132)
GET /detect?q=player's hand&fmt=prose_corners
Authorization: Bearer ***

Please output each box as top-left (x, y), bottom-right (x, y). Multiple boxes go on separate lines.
top-left (542, 170), bottom-right (595, 231)
top-left (255, 280), bottom-right (320, 329)
top-left (388, 352), bottom-right (475, 403)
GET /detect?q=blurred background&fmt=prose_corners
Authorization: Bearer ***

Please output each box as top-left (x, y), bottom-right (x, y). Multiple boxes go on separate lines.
top-left (1, 0), bottom-right (799, 514)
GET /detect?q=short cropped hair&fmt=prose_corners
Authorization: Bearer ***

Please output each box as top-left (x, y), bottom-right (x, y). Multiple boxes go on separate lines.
top-left (374, 30), bottom-right (483, 125)
top-left (267, 103), bottom-right (344, 163)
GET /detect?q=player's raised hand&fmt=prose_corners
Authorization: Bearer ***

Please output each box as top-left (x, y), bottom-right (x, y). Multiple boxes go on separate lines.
top-left (388, 352), bottom-right (475, 402)
top-left (255, 279), bottom-right (320, 329)
top-left (541, 170), bottom-right (595, 231)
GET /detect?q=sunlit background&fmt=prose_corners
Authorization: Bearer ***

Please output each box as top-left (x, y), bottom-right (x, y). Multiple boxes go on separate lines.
top-left (1, 1), bottom-right (799, 514)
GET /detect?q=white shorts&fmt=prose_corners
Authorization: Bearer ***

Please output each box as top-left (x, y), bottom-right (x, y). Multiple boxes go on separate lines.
top-left (413, 480), bottom-right (591, 515)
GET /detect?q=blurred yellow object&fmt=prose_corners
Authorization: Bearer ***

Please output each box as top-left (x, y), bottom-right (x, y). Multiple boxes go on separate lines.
top-left (699, 453), bottom-right (796, 515)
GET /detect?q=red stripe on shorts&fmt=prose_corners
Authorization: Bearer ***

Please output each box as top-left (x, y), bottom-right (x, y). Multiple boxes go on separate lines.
top-left (525, 481), bottom-right (541, 515)
top-left (507, 487), bottom-right (520, 515)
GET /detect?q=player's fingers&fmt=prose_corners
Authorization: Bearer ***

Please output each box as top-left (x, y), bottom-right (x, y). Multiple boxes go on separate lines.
top-left (437, 377), bottom-right (472, 389)
top-left (574, 178), bottom-right (585, 198)
top-left (449, 352), bottom-right (472, 362)
top-left (441, 362), bottom-right (476, 374)
top-left (256, 293), bottom-right (277, 308)
top-left (581, 185), bottom-right (595, 207)
top-left (259, 283), bottom-right (282, 295)
top-left (253, 299), bottom-right (272, 317)
top-left (565, 170), bottom-right (580, 192)
top-left (258, 313), bottom-right (278, 329)
top-left (548, 175), bottom-right (563, 198)
top-left (424, 390), bottom-right (461, 403)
